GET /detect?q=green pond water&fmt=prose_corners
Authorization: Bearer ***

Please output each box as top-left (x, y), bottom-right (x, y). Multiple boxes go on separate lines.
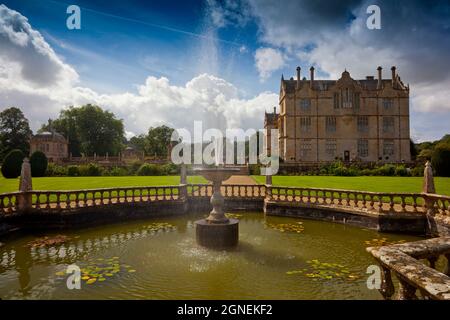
top-left (0, 212), bottom-right (422, 300)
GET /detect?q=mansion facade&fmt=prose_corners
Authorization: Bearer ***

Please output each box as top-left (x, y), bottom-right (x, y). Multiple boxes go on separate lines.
top-left (264, 66), bottom-right (411, 164)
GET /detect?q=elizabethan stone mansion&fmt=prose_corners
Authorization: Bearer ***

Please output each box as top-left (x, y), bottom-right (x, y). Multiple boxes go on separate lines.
top-left (264, 66), bottom-right (411, 164)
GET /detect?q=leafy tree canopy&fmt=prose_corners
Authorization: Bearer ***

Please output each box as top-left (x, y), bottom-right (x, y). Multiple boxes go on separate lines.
top-left (0, 107), bottom-right (32, 161)
top-left (40, 104), bottom-right (125, 156)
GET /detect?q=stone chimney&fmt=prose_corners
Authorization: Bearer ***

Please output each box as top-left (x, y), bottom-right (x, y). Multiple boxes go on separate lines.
top-left (309, 66), bottom-right (315, 89)
top-left (377, 66), bottom-right (382, 89)
top-left (296, 66), bottom-right (301, 89)
top-left (391, 66), bottom-right (396, 88)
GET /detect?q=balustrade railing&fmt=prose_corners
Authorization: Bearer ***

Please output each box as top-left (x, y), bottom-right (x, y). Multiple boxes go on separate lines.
top-left (367, 236), bottom-right (450, 300)
top-left (0, 184), bottom-right (448, 216)
top-left (22, 186), bottom-right (181, 211)
top-left (0, 192), bottom-right (19, 215)
top-left (267, 186), bottom-right (432, 214)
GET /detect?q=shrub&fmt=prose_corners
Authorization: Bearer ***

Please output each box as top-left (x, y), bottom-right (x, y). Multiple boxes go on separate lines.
top-left (128, 161), bottom-right (144, 175)
top-left (360, 168), bottom-right (373, 176)
top-left (30, 151), bottom-right (48, 177)
top-left (45, 163), bottom-right (67, 176)
top-left (248, 164), bottom-right (261, 175)
top-left (78, 163), bottom-right (102, 176)
top-left (432, 145), bottom-right (450, 177)
top-left (137, 163), bottom-right (162, 176)
top-left (394, 165), bottom-right (409, 177)
top-left (1, 149), bottom-right (25, 178)
top-left (375, 164), bottom-right (396, 176)
top-left (67, 165), bottom-right (80, 176)
top-left (108, 166), bottom-right (128, 176)
top-left (411, 165), bottom-right (424, 177)
top-left (161, 163), bottom-right (179, 175)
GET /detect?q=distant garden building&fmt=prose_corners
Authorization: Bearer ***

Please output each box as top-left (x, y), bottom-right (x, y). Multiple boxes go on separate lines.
top-left (265, 66), bottom-right (411, 164)
top-left (30, 131), bottom-right (68, 163)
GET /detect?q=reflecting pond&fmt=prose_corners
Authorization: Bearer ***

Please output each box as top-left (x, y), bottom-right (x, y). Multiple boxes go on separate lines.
top-left (0, 212), bottom-right (422, 299)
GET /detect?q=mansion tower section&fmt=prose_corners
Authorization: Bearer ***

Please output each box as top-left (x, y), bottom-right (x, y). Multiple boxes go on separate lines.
top-left (265, 66), bottom-right (411, 164)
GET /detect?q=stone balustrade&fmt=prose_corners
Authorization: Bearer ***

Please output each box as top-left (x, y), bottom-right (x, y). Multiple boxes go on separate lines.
top-left (367, 236), bottom-right (450, 300)
top-left (1, 184), bottom-right (449, 217)
top-left (1, 186), bottom-right (182, 213)
top-left (267, 186), bottom-right (431, 214)
top-left (0, 192), bottom-right (19, 215)
top-left (423, 193), bottom-right (450, 216)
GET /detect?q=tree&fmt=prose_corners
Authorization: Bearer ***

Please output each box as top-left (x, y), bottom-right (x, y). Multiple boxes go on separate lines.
top-left (41, 105), bottom-right (125, 156)
top-left (409, 139), bottom-right (418, 160)
top-left (431, 143), bottom-right (450, 177)
top-left (145, 125), bottom-right (174, 157)
top-left (129, 134), bottom-right (147, 153)
top-left (30, 151), bottom-right (48, 177)
top-left (1, 149), bottom-right (25, 178)
top-left (0, 107), bottom-right (32, 161)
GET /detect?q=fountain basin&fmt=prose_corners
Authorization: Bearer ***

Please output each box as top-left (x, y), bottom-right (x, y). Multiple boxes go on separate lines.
top-left (195, 218), bottom-right (239, 248)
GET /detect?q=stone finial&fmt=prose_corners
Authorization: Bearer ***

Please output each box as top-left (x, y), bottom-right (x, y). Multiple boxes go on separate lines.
top-left (422, 161), bottom-right (436, 194)
top-left (180, 163), bottom-right (187, 185)
top-left (19, 157), bottom-right (32, 192)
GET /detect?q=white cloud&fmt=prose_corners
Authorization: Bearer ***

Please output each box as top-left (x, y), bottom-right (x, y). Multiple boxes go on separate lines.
top-left (254, 47), bottom-right (286, 81)
top-left (0, 4), bottom-right (278, 137)
top-left (0, 4), bottom-right (78, 89)
top-left (246, 0), bottom-right (450, 140)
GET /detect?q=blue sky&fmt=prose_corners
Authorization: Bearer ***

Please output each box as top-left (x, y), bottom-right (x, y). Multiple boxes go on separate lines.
top-left (0, 0), bottom-right (449, 141)
top-left (2, 0), bottom-right (266, 94)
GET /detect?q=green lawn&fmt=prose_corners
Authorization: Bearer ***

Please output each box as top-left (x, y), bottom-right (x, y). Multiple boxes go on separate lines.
top-left (252, 176), bottom-right (450, 196)
top-left (0, 176), bottom-right (207, 194)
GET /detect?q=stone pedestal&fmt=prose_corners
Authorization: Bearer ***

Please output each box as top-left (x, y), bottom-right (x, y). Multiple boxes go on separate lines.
top-left (18, 158), bottom-right (33, 212)
top-left (195, 219), bottom-right (239, 248)
top-left (193, 167), bottom-right (241, 249)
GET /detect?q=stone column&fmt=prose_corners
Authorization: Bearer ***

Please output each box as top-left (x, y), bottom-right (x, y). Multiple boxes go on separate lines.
top-left (180, 163), bottom-right (187, 185)
top-left (265, 172), bottom-right (272, 186)
top-left (17, 158), bottom-right (33, 212)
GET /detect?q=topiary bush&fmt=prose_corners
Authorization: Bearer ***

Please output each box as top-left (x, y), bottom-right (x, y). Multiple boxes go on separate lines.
top-left (1, 149), bottom-right (25, 178)
top-left (30, 151), bottom-right (48, 177)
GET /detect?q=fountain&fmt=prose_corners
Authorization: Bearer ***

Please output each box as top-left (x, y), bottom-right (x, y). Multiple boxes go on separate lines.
top-left (194, 139), bottom-right (241, 248)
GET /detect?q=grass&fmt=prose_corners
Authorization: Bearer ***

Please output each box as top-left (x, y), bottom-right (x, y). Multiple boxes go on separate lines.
top-left (0, 176), bottom-right (207, 194)
top-left (252, 175), bottom-right (450, 196)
